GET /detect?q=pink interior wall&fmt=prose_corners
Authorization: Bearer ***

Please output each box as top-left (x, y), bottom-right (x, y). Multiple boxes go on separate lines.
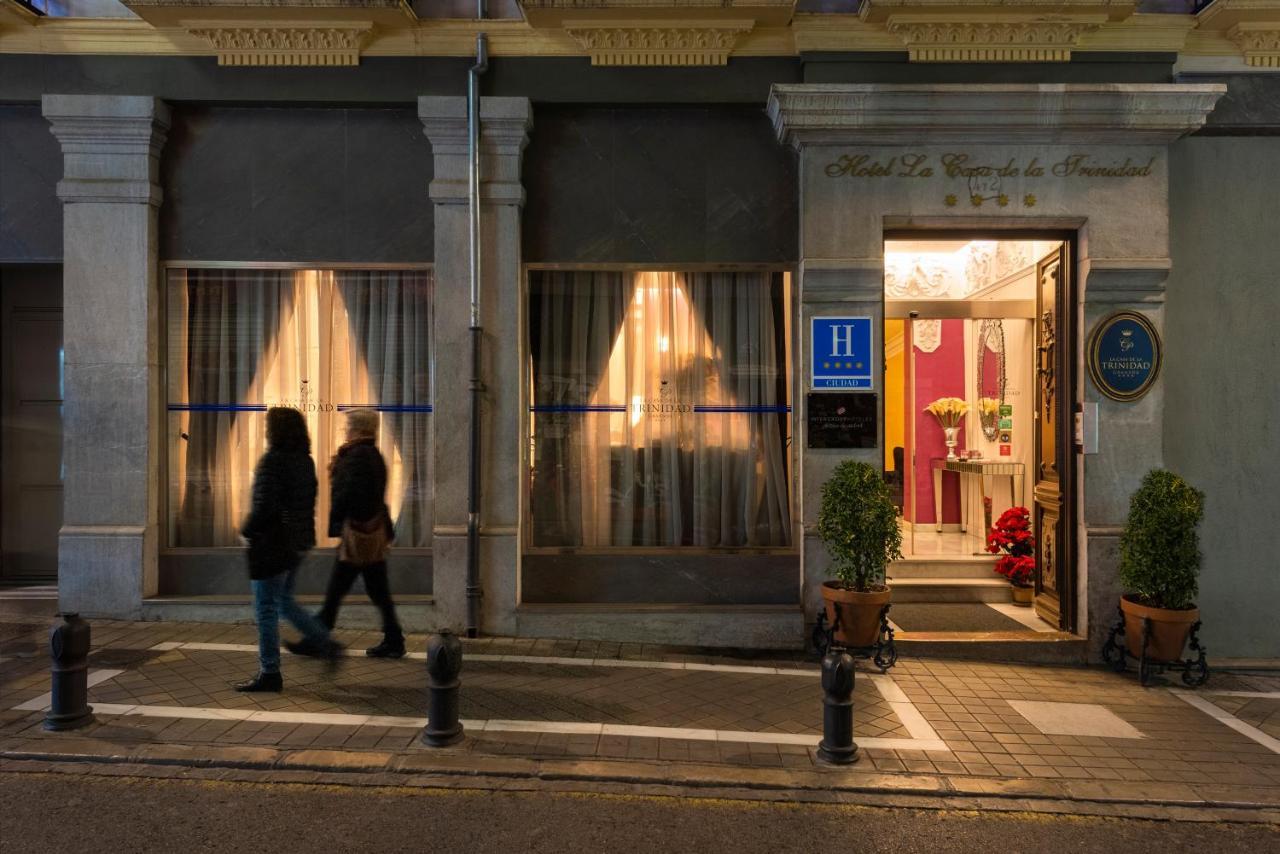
top-left (913, 319), bottom-right (964, 525)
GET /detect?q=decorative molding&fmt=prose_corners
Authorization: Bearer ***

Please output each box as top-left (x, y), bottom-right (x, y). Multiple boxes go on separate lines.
top-left (1228, 22), bottom-right (1280, 67)
top-left (563, 20), bottom-right (754, 65)
top-left (186, 21), bottom-right (374, 65)
top-left (885, 15), bottom-right (1106, 62)
top-left (913, 319), bottom-right (942, 354)
top-left (768, 84), bottom-right (1228, 148)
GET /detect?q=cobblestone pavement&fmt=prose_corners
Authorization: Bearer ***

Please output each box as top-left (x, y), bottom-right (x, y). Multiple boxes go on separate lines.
top-left (2, 617), bottom-right (1279, 806)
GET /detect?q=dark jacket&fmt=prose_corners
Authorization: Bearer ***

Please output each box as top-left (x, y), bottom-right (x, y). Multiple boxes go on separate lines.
top-left (242, 447), bottom-right (318, 580)
top-left (328, 438), bottom-right (391, 539)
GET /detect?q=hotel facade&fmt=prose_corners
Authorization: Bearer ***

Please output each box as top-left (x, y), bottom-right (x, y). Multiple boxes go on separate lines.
top-left (1, 0), bottom-right (1277, 660)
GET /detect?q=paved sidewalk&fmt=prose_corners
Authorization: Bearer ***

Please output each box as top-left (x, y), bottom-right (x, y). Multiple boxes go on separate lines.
top-left (2, 618), bottom-right (1279, 818)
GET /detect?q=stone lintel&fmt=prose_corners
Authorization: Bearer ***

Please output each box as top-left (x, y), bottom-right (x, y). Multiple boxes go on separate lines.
top-left (768, 84), bottom-right (1228, 149)
top-left (799, 259), bottom-right (885, 303)
top-left (1082, 257), bottom-right (1171, 304)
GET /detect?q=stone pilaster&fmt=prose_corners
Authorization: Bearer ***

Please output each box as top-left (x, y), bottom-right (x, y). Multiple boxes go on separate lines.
top-left (42, 95), bottom-right (170, 617)
top-left (419, 96), bottom-right (532, 634)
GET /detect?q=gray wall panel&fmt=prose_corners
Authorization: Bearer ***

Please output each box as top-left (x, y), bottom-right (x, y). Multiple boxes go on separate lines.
top-left (162, 106), bottom-right (433, 263)
top-left (0, 105), bottom-right (62, 263)
top-left (524, 106), bottom-right (798, 263)
top-left (1164, 137), bottom-right (1280, 658)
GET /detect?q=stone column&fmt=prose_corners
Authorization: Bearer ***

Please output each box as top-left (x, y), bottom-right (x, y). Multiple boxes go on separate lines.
top-left (419, 96), bottom-right (532, 634)
top-left (42, 95), bottom-right (170, 617)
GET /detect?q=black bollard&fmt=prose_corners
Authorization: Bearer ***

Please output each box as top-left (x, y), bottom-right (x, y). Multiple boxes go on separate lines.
top-left (45, 612), bottom-right (94, 732)
top-left (816, 648), bottom-right (858, 765)
top-left (421, 629), bottom-right (464, 747)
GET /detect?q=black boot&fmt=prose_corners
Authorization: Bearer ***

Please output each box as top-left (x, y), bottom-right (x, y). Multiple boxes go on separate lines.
top-left (366, 638), bottom-right (406, 659)
top-left (284, 638), bottom-right (324, 658)
top-left (235, 671), bottom-right (283, 693)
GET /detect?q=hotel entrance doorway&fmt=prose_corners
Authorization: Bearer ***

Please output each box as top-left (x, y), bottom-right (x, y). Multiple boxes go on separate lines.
top-left (882, 235), bottom-right (1077, 637)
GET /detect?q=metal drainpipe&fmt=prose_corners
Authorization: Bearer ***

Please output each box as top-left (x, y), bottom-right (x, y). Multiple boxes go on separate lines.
top-left (465, 14), bottom-right (489, 639)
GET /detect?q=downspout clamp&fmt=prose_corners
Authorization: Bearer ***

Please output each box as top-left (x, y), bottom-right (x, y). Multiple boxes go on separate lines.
top-left (465, 14), bottom-right (489, 639)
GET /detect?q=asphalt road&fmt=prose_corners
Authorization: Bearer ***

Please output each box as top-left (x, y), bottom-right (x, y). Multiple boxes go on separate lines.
top-left (1, 772), bottom-right (1276, 854)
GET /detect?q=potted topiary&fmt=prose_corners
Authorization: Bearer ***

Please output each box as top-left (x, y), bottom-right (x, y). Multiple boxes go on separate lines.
top-left (816, 460), bottom-right (903, 647)
top-left (987, 506), bottom-right (1036, 606)
top-left (1118, 469), bottom-right (1205, 662)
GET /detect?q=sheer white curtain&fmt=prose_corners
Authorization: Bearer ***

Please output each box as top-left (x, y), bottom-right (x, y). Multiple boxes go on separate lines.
top-left (167, 268), bottom-right (433, 549)
top-left (333, 270), bottom-right (433, 547)
top-left (529, 270), bottom-right (792, 548)
top-left (168, 269), bottom-right (302, 546)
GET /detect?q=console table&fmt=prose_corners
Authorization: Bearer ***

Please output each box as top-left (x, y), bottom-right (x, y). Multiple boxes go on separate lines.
top-left (930, 458), bottom-right (1026, 534)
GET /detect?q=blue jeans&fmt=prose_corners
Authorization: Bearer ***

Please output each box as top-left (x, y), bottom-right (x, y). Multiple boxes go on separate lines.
top-left (252, 568), bottom-right (330, 674)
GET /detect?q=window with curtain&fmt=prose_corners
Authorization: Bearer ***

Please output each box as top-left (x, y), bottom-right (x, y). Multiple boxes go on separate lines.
top-left (165, 267), bottom-right (433, 549)
top-left (528, 270), bottom-right (792, 549)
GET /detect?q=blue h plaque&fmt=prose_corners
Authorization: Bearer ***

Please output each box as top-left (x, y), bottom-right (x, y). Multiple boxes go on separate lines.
top-left (811, 316), bottom-right (873, 391)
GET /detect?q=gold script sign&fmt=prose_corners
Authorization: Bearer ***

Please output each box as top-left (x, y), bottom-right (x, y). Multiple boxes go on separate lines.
top-left (825, 152), bottom-right (1156, 180)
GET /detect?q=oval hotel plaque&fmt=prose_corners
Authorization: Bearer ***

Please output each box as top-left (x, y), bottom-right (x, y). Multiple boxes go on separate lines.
top-left (1087, 312), bottom-right (1162, 402)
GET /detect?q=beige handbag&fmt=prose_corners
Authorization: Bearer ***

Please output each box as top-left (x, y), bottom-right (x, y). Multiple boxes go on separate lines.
top-left (338, 513), bottom-right (391, 566)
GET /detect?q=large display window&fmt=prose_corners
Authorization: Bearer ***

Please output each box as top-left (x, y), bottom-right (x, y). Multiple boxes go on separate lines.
top-left (528, 269), bottom-right (793, 549)
top-left (165, 266), bottom-right (433, 549)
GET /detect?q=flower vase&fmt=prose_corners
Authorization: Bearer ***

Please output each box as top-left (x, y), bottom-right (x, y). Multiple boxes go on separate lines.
top-left (943, 426), bottom-right (959, 461)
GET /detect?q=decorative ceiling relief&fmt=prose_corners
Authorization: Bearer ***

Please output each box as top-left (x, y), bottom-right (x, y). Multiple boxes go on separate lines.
top-left (913, 319), bottom-right (943, 354)
top-left (1227, 23), bottom-right (1280, 67)
top-left (963, 241), bottom-right (996, 291)
top-left (188, 23), bottom-right (375, 66)
top-left (884, 17), bottom-right (1106, 62)
top-left (563, 21), bottom-right (755, 66)
top-left (885, 259), bottom-right (952, 298)
top-left (859, 1), bottom-right (1132, 63)
top-left (519, 0), bottom-right (795, 66)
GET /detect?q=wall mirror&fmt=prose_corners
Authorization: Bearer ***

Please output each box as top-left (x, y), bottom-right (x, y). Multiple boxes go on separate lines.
top-left (976, 319), bottom-right (1006, 441)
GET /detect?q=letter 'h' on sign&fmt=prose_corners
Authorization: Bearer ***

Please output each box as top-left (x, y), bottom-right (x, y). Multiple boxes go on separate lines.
top-left (812, 317), bottom-right (873, 390)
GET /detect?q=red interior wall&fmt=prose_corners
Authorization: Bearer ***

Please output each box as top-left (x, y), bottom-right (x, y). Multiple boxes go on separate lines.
top-left (913, 319), bottom-right (964, 525)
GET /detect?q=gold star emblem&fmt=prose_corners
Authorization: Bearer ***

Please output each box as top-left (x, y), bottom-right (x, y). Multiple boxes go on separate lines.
top-left (970, 194), bottom-right (984, 207)
top-left (855, 362), bottom-right (863, 369)
top-left (1023, 194), bottom-right (1037, 208)
top-left (997, 194), bottom-right (1009, 207)
top-left (823, 362), bottom-right (830, 369)
top-left (944, 194), bottom-right (958, 207)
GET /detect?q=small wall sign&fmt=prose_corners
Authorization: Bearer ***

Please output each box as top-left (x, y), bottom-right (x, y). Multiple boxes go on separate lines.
top-left (807, 393), bottom-right (877, 449)
top-left (1087, 311), bottom-right (1162, 402)
top-left (811, 316), bottom-right (873, 390)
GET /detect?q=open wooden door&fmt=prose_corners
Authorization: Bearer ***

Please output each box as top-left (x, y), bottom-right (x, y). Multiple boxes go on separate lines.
top-left (1032, 243), bottom-right (1076, 631)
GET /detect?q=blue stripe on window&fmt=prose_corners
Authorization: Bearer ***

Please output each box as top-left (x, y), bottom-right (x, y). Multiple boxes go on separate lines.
top-left (167, 404), bottom-right (268, 412)
top-left (693, 405), bottom-right (792, 413)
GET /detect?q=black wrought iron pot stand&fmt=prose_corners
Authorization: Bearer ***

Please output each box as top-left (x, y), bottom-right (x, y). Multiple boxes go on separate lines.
top-left (813, 601), bottom-right (898, 672)
top-left (1101, 605), bottom-right (1209, 687)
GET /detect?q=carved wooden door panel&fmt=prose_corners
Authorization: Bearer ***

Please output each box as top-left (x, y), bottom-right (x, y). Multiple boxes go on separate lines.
top-left (1032, 244), bottom-right (1073, 630)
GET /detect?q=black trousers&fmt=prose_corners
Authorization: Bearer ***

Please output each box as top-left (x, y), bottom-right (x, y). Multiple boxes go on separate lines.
top-left (319, 559), bottom-right (404, 645)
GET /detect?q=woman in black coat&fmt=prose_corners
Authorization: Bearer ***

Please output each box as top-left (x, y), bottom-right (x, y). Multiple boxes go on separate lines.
top-left (236, 407), bottom-right (340, 693)
top-left (312, 408), bottom-right (405, 658)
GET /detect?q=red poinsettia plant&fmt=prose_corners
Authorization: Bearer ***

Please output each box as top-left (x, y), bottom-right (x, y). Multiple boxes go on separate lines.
top-left (987, 506), bottom-right (1036, 588)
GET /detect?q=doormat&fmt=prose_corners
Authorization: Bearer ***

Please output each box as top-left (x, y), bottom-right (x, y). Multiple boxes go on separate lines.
top-left (889, 603), bottom-right (1031, 633)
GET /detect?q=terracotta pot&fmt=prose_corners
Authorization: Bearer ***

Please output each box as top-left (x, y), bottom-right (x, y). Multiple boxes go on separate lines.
top-left (821, 582), bottom-right (891, 648)
top-left (1010, 584), bottom-right (1034, 606)
top-left (1120, 594), bottom-right (1199, 663)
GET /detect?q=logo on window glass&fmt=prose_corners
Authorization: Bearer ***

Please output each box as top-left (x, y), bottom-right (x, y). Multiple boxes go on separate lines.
top-left (269, 379), bottom-right (337, 413)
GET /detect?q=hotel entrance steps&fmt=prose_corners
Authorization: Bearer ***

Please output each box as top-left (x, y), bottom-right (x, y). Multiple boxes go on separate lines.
top-left (887, 556), bottom-right (1011, 603)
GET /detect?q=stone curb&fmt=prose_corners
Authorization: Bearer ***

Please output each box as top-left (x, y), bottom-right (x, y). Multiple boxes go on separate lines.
top-left (4, 740), bottom-right (1280, 819)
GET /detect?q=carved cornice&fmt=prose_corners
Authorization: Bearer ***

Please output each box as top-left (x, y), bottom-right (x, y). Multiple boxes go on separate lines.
top-left (187, 21), bottom-right (373, 65)
top-left (1228, 22), bottom-right (1280, 67)
top-left (564, 20), bottom-right (754, 65)
top-left (884, 15), bottom-right (1107, 62)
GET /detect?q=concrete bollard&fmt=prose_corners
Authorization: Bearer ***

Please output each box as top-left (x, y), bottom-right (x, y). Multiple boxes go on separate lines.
top-left (45, 612), bottom-right (94, 732)
top-left (816, 648), bottom-right (858, 765)
top-left (421, 629), bottom-right (465, 747)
